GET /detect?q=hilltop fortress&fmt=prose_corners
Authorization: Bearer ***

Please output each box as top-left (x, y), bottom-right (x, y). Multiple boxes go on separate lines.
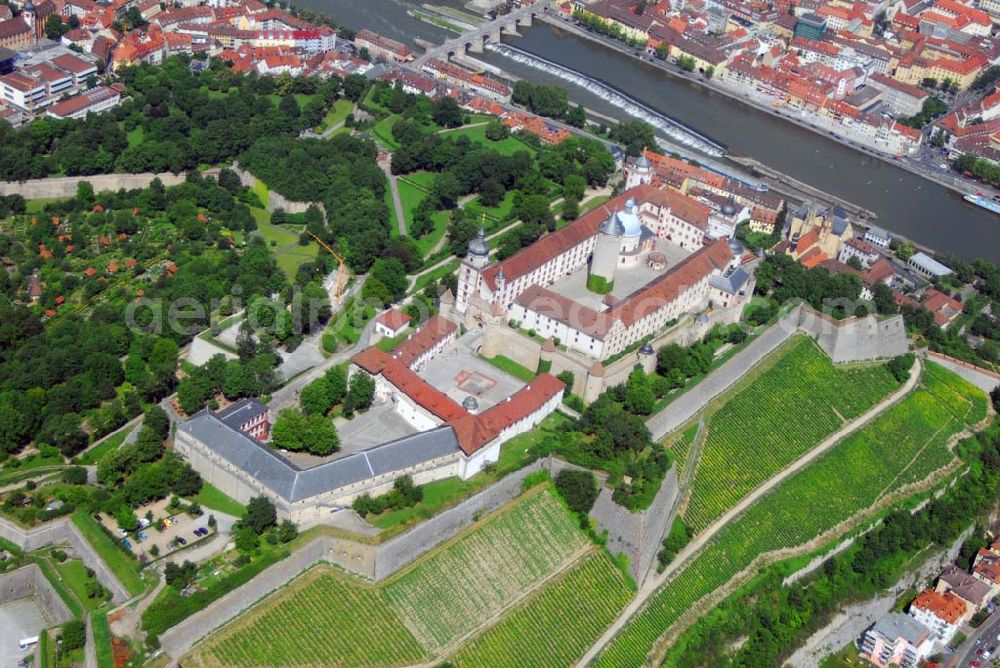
top-left (451, 179), bottom-right (759, 362)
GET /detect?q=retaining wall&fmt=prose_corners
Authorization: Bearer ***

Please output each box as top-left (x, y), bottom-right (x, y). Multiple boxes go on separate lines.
top-left (0, 564), bottom-right (74, 626)
top-left (480, 326), bottom-right (542, 373)
top-left (0, 517), bottom-right (129, 603)
top-left (231, 165), bottom-right (326, 216)
top-left (373, 460), bottom-right (547, 579)
top-left (579, 462), bottom-right (679, 583)
top-left (795, 307), bottom-right (908, 363)
top-left (0, 173), bottom-right (188, 199)
top-left (158, 453), bottom-right (677, 660)
top-left (158, 536), bottom-right (330, 659)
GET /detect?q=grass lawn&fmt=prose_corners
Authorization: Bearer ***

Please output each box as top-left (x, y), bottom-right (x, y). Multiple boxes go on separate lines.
top-left (26, 197), bottom-right (71, 214)
top-left (252, 210), bottom-right (318, 278)
top-left (191, 481), bottom-right (245, 518)
top-left (71, 512), bottom-right (144, 597)
top-left (0, 453), bottom-right (66, 486)
top-left (372, 114), bottom-right (402, 149)
top-left (317, 98), bottom-right (353, 131)
top-left (92, 610), bottom-right (113, 668)
top-left (397, 178), bottom-right (427, 222)
top-left (484, 354), bottom-right (536, 383)
top-left (411, 259), bottom-right (459, 294)
top-left (396, 179), bottom-right (450, 256)
top-left (251, 181), bottom-right (270, 209)
top-left (126, 126), bottom-right (144, 148)
top-left (375, 328), bottom-right (412, 352)
top-left (581, 194), bottom-right (610, 213)
top-left (54, 559), bottom-right (103, 612)
top-left (385, 188), bottom-right (400, 238)
top-left (34, 557), bottom-right (83, 618)
top-left (465, 190), bottom-right (517, 226)
top-left (368, 412), bottom-right (569, 534)
top-left (78, 428), bottom-right (129, 466)
top-left (401, 171), bottom-right (436, 191)
top-left (442, 123), bottom-right (536, 156)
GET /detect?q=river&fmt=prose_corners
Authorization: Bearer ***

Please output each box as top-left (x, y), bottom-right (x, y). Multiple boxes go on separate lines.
top-left (301, 0), bottom-right (999, 262)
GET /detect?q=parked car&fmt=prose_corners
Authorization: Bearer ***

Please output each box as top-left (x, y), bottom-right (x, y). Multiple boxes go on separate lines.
top-left (194, 527), bottom-right (208, 537)
top-left (176, 536), bottom-right (187, 546)
top-left (93, 514), bottom-right (102, 522)
top-left (122, 539), bottom-right (132, 550)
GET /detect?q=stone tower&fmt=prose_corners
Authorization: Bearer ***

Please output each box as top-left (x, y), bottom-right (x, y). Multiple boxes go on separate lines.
top-left (625, 152), bottom-right (653, 190)
top-left (455, 227), bottom-right (490, 315)
top-left (22, 0), bottom-right (36, 35)
top-left (590, 211), bottom-right (623, 292)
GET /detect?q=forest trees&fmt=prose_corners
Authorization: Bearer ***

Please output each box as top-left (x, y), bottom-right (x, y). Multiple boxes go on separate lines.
top-left (0, 56), bottom-right (347, 180)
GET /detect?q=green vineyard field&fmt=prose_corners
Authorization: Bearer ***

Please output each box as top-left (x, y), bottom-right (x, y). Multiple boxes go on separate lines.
top-left (383, 487), bottom-right (587, 650)
top-left (185, 567), bottom-right (426, 668)
top-left (450, 551), bottom-right (633, 668)
top-left (597, 363), bottom-right (981, 668)
top-left (683, 336), bottom-right (899, 533)
top-left (184, 487), bottom-right (589, 667)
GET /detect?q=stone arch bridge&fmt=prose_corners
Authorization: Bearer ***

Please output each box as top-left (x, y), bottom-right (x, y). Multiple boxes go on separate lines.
top-left (413, 0), bottom-right (555, 66)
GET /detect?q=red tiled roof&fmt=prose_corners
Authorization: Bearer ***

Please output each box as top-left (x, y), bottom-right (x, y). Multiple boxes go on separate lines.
top-left (612, 238), bottom-right (731, 327)
top-left (911, 588), bottom-right (966, 624)
top-left (483, 186), bottom-right (668, 290)
top-left (375, 308), bottom-right (411, 332)
top-left (390, 315), bottom-right (456, 367)
top-left (451, 373), bottom-right (565, 454)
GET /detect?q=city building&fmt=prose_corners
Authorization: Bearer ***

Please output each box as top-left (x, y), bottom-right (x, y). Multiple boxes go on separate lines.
top-left (215, 397), bottom-right (271, 442)
top-left (908, 588), bottom-right (967, 644)
top-left (375, 308), bottom-right (411, 338)
top-left (907, 252), bottom-right (952, 279)
top-left (46, 84), bottom-right (121, 119)
top-left (864, 226), bottom-right (892, 249)
top-left (794, 13), bottom-right (827, 40)
top-left (860, 612), bottom-right (934, 668)
top-left (354, 29), bottom-right (412, 62)
top-left (935, 564), bottom-right (993, 613)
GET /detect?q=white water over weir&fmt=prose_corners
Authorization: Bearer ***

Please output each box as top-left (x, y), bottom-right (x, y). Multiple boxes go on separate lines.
top-left (486, 43), bottom-right (726, 158)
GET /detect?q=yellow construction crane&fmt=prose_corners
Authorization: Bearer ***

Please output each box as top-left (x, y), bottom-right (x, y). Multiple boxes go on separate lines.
top-left (308, 231), bottom-right (349, 301)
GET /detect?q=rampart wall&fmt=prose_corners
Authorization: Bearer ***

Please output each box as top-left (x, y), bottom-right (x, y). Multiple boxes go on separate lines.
top-left (0, 564), bottom-right (74, 626)
top-left (0, 173), bottom-right (189, 199)
top-left (0, 517), bottom-right (130, 603)
top-left (231, 165), bottom-right (326, 216)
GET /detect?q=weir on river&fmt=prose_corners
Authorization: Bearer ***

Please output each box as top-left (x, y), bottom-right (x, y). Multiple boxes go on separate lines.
top-left (486, 43), bottom-right (727, 157)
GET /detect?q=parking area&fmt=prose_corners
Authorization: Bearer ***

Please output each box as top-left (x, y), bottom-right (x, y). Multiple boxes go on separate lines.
top-left (0, 598), bottom-right (47, 668)
top-left (94, 498), bottom-right (213, 563)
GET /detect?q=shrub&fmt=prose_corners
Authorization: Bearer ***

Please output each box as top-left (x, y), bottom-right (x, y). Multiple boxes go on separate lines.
top-left (62, 466), bottom-right (88, 485)
top-left (60, 620), bottom-right (86, 651)
top-left (554, 469), bottom-right (599, 514)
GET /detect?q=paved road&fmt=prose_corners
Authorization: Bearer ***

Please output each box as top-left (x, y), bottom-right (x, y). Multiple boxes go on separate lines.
top-left (266, 317), bottom-right (377, 412)
top-left (645, 319), bottom-right (794, 440)
top-left (381, 161), bottom-right (408, 238)
top-left (577, 359), bottom-right (922, 667)
top-left (951, 612), bottom-right (1000, 668)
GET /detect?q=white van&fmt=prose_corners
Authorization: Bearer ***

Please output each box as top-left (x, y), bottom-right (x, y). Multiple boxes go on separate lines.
top-left (18, 636), bottom-right (39, 651)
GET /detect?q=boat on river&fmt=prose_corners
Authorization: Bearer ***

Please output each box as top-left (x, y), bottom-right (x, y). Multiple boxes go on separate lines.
top-left (963, 192), bottom-right (1000, 215)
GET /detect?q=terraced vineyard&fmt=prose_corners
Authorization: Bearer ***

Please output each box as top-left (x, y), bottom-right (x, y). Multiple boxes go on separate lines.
top-left (184, 567), bottom-right (426, 668)
top-left (184, 487), bottom-right (590, 667)
top-left (683, 336), bottom-right (899, 532)
top-left (596, 363), bottom-right (980, 668)
top-left (450, 551), bottom-right (633, 668)
top-left (383, 488), bottom-right (587, 650)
